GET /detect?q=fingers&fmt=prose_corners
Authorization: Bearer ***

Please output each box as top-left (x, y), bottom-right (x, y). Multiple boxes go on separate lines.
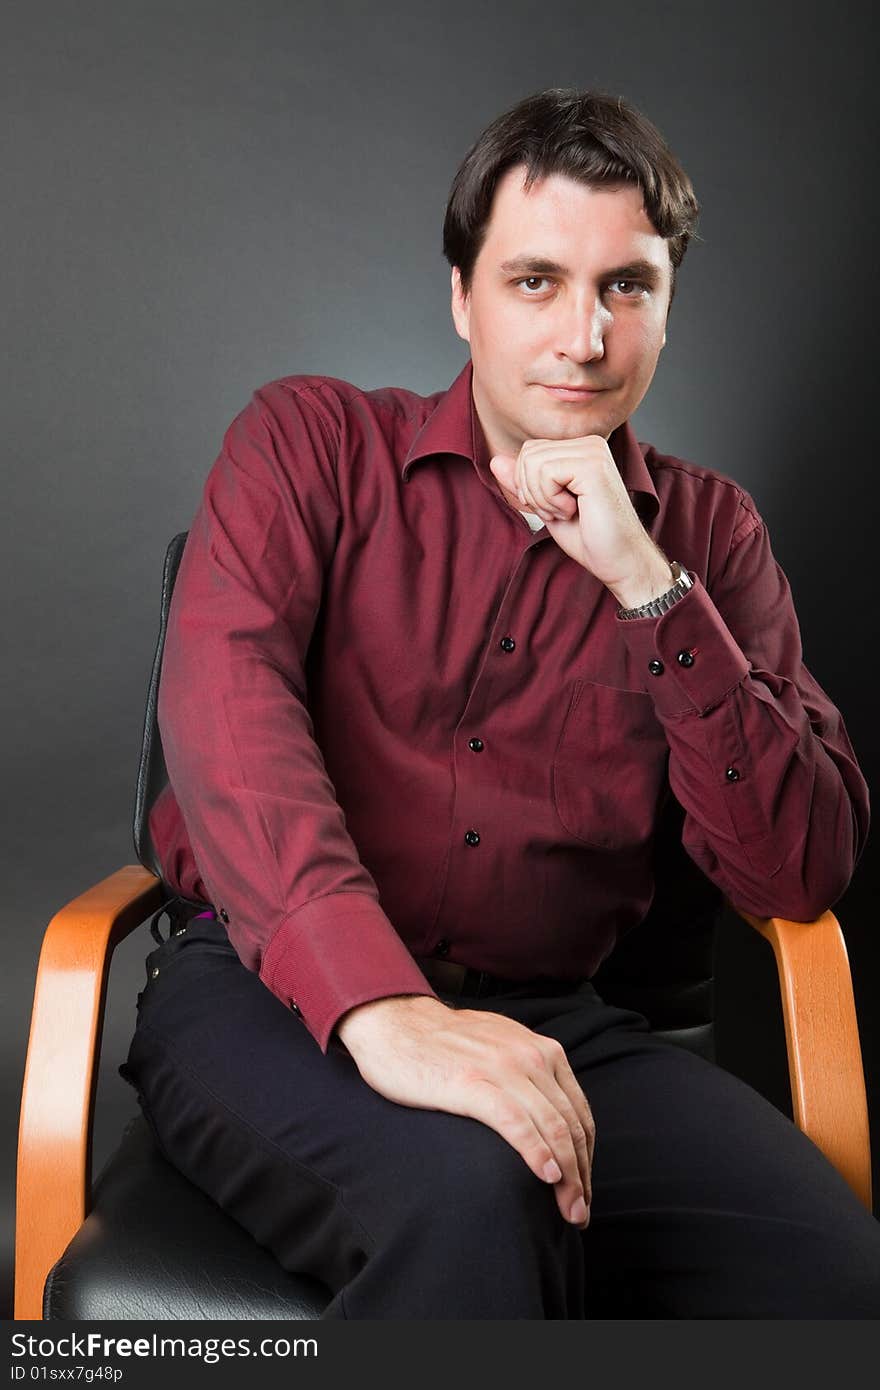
top-left (545, 1038), bottom-right (596, 1168)
top-left (491, 449), bottom-right (578, 523)
top-left (520, 1058), bottom-right (595, 1226)
top-left (461, 1055), bottom-right (594, 1230)
top-left (514, 448), bottom-right (577, 523)
top-left (487, 453), bottom-right (523, 512)
top-left (545, 1055), bottom-right (596, 1208)
top-left (525, 1079), bottom-right (593, 1227)
top-left (512, 1038), bottom-right (595, 1227)
top-left (463, 1080), bottom-right (589, 1228)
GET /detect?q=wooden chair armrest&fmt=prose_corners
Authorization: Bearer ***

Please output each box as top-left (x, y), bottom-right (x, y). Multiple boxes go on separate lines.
top-left (15, 865), bottom-right (166, 1320)
top-left (733, 905), bottom-right (872, 1212)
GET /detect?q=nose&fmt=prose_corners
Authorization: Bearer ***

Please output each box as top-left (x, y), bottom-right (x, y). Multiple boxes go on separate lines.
top-left (555, 292), bottom-right (610, 363)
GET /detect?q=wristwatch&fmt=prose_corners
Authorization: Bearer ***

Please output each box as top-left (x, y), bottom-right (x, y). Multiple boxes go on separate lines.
top-left (617, 561), bottom-right (693, 620)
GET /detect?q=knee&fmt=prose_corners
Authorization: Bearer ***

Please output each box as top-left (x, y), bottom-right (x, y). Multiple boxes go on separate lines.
top-left (397, 1113), bottom-right (560, 1238)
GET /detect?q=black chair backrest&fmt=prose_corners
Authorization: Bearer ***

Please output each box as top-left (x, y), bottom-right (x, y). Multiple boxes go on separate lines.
top-left (133, 533), bottom-right (721, 1059)
top-left (132, 531), bottom-right (189, 881)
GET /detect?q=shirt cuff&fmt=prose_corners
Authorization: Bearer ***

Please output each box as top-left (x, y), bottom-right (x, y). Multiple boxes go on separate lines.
top-left (260, 892), bottom-right (439, 1053)
top-left (616, 574), bottom-right (750, 717)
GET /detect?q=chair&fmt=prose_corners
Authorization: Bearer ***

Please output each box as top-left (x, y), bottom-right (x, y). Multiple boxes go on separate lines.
top-left (15, 532), bottom-right (873, 1320)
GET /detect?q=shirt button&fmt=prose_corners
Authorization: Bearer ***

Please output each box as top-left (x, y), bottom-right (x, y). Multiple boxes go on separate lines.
top-left (436, 938), bottom-right (451, 957)
top-left (648, 659), bottom-right (664, 676)
top-left (468, 737), bottom-right (485, 752)
top-left (219, 907), bottom-right (230, 924)
top-left (725, 767), bottom-right (741, 782)
top-left (499, 636), bottom-right (516, 653)
top-left (464, 829), bottom-right (481, 846)
top-left (676, 649), bottom-right (695, 668)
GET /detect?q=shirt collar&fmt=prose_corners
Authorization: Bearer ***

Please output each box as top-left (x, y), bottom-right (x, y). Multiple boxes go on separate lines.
top-left (401, 358), bottom-right (659, 521)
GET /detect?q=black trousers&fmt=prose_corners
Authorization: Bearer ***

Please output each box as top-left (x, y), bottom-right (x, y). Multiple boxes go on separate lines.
top-left (120, 913), bottom-right (880, 1319)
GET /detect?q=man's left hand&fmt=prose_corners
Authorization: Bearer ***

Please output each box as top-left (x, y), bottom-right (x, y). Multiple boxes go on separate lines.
top-left (490, 436), bottom-right (673, 610)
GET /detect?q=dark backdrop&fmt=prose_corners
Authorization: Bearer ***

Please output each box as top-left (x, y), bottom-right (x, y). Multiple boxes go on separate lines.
top-left (3, 0), bottom-right (877, 1318)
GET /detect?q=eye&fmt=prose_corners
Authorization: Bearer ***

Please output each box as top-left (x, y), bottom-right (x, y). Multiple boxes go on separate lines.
top-left (609, 279), bottom-right (648, 297)
top-left (516, 276), bottom-right (554, 294)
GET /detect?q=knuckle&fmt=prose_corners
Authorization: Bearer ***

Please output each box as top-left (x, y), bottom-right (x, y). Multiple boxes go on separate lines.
top-left (545, 1038), bottom-right (567, 1064)
top-left (490, 1094), bottom-right (527, 1135)
top-left (486, 1095), bottom-right (528, 1139)
top-left (518, 1044), bottom-right (548, 1074)
top-left (570, 1121), bottom-right (589, 1152)
top-left (544, 1116), bottom-right (571, 1147)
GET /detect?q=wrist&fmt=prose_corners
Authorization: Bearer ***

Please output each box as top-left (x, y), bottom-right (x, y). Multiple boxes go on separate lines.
top-left (608, 555), bottom-right (675, 611)
top-left (335, 993), bottom-right (447, 1052)
top-left (617, 560), bottom-right (693, 620)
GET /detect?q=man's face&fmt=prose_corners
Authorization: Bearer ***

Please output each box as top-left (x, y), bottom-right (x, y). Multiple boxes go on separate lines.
top-left (450, 165), bottom-right (673, 457)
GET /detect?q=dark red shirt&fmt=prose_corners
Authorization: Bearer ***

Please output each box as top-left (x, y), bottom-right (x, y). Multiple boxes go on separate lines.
top-left (150, 359), bottom-right (869, 1052)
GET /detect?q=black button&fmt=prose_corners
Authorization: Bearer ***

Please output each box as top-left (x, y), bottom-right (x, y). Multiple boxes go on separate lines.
top-left (648, 659), bottom-right (664, 676)
top-left (219, 907), bottom-right (230, 924)
top-left (290, 1000), bottom-right (301, 1016)
top-left (436, 938), bottom-right (451, 957)
top-left (500, 636), bottom-right (516, 653)
top-left (676, 649), bottom-right (695, 668)
top-left (725, 767), bottom-right (741, 782)
top-left (468, 737), bottom-right (484, 752)
top-left (464, 829), bottom-right (481, 846)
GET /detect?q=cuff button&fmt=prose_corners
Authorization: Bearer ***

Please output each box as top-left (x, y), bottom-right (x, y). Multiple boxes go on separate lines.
top-left (725, 767), bottom-right (741, 782)
top-left (676, 649), bottom-right (695, 668)
top-left (648, 658), bottom-right (664, 676)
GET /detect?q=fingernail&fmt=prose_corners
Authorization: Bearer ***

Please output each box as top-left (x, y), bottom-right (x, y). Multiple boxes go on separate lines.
top-left (543, 1159), bottom-right (562, 1183)
top-left (569, 1196), bottom-right (588, 1224)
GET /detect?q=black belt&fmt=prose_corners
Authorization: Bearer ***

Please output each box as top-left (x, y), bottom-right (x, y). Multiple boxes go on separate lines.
top-left (415, 956), bottom-right (579, 999)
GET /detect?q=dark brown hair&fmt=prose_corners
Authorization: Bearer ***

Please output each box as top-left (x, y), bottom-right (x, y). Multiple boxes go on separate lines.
top-left (443, 88), bottom-right (700, 305)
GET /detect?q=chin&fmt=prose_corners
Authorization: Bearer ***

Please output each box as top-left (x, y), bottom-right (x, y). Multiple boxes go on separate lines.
top-left (532, 409), bottom-right (611, 442)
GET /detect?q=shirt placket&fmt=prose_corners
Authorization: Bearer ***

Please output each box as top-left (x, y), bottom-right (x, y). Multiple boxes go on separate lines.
top-left (423, 542), bottom-right (538, 961)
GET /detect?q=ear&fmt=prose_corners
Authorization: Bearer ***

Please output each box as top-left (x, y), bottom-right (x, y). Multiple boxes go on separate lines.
top-left (450, 267), bottom-right (471, 344)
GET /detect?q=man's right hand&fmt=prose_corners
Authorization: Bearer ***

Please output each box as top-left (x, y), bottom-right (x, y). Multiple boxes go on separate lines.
top-left (334, 994), bottom-right (595, 1229)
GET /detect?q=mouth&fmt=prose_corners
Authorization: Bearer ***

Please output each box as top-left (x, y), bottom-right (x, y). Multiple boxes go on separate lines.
top-left (539, 384), bottom-right (606, 402)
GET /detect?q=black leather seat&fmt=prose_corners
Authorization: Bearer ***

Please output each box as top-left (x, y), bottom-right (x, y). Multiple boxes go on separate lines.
top-left (44, 1114), bottom-right (329, 1320)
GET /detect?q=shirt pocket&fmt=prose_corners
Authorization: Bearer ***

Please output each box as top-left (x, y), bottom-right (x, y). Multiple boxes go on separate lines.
top-left (551, 679), bottom-right (668, 850)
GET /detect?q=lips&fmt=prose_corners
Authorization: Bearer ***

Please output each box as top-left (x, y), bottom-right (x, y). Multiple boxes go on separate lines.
top-left (540, 384), bottom-right (605, 401)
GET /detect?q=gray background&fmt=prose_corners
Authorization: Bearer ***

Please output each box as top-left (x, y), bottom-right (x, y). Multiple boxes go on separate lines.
top-left (3, 0), bottom-right (877, 1319)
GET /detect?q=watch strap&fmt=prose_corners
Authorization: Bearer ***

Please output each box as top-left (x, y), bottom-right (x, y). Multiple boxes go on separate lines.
top-left (617, 561), bottom-right (693, 620)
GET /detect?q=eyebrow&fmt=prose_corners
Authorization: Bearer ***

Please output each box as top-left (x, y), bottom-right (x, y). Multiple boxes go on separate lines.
top-left (498, 255), bottom-right (664, 284)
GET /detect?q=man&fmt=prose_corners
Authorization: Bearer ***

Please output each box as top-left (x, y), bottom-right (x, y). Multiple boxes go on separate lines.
top-left (123, 88), bottom-right (879, 1317)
